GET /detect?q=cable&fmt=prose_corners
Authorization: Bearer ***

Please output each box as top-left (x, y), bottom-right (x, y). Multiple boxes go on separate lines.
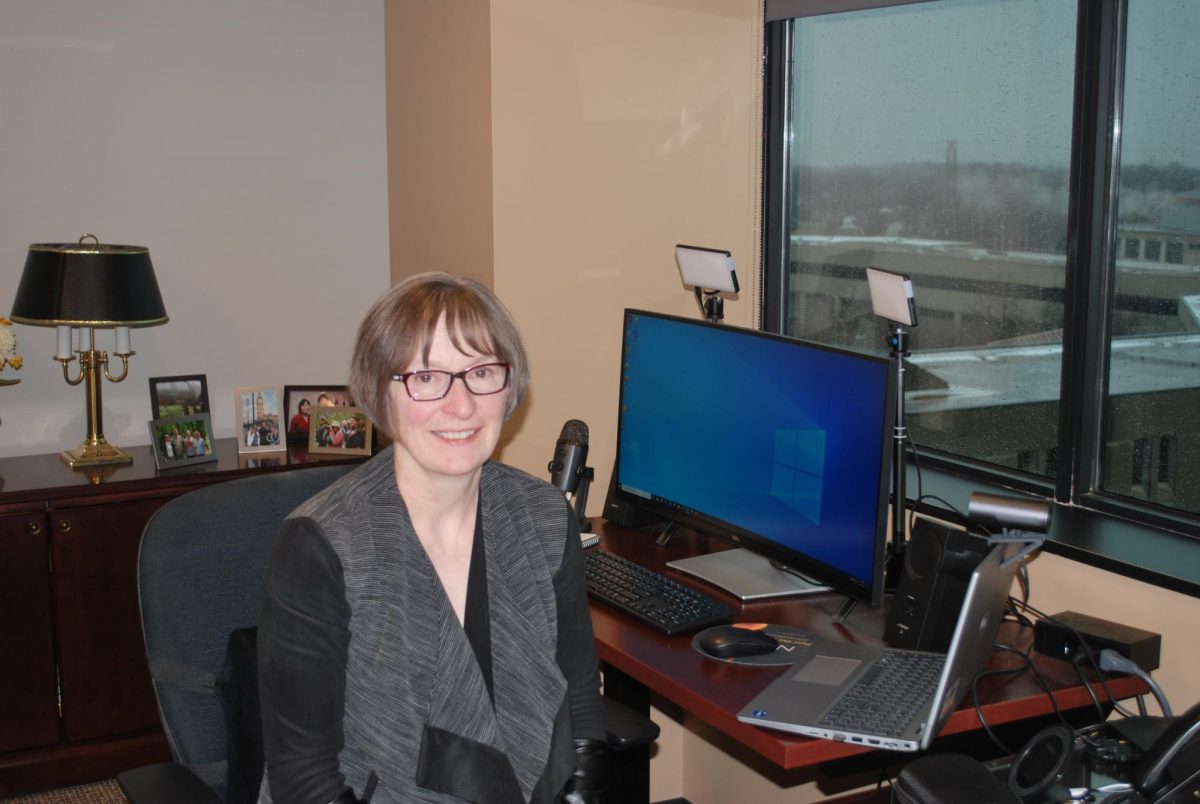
top-left (767, 559), bottom-right (823, 587)
top-left (990, 642), bottom-right (1112, 754)
top-left (1012, 601), bottom-right (1140, 719)
top-left (1099, 648), bottom-right (1172, 717)
top-left (916, 493), bottom-right (971, 525)
top-left (970, 659), bottom-right (1024, 754)
top-left (1005, 596), bottom-right (1036, 629)
top-left (908, 439), bottom-right (923, 537)
top-left (1071, 652), bottom-right (1110, 722)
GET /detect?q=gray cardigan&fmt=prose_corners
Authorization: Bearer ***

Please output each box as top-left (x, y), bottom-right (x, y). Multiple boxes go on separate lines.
top-left (257, 449), bottom-right (604, 803)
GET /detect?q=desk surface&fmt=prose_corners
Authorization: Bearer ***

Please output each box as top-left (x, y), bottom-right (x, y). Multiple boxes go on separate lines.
top-left (589, 521), bottom-right (1147, 771)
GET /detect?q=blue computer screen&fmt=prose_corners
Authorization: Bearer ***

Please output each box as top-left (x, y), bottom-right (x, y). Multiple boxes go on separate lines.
top-left (614, 310), bottom-right (893, 600)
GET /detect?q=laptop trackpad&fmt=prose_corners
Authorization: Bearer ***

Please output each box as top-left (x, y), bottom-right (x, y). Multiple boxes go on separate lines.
top-left (792, 655), bottom-right (860, 685)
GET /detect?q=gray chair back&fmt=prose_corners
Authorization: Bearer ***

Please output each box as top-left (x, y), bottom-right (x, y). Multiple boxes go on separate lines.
top-left (136, 464), bottom-right (355, 798)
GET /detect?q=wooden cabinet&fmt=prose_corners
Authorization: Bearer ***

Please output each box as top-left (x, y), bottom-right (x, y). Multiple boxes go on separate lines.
top-left (52, 498), bottom-right (172, 742)
top-left (0, 509), bottom-right (59, 755)
top-left (0, 439), bottom-right (363, 796)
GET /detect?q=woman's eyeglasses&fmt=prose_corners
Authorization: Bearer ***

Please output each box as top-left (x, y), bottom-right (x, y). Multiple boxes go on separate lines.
top-left (391, 362), bottom-right (510, 401)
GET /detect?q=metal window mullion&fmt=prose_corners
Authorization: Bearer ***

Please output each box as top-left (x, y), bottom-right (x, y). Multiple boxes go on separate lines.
top-left (1057, 0), bottom-right (1125, 505)
top-left (761, 19), bottom-right (792, 334)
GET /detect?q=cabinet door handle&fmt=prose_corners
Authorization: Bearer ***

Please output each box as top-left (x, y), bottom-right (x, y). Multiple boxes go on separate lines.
top-left (58, 519), bottom-right (72, 533)
top-left (26, 520), bottom-right (43, 536)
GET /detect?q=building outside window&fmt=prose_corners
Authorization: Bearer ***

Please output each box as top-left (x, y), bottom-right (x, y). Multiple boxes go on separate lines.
top-left (1101, 1), bottom-right (1200, 511)
top-left (763, 0), bottom-right (1200, 521)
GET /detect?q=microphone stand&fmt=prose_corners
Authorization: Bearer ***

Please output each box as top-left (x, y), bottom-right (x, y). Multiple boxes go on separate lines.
top-left (572, 466), bottom-right (594, 532)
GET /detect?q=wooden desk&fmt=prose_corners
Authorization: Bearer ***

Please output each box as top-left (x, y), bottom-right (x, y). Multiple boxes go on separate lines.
top-left (590, 521), bottom-right (1148, 773)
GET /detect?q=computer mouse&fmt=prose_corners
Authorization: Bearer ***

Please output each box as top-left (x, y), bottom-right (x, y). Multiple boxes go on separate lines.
top-left (697, 624), bottom-right (780, 660)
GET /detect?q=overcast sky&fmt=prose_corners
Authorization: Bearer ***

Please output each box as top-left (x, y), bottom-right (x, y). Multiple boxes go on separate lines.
top-left (791, 0), bottom-right (1198, 170)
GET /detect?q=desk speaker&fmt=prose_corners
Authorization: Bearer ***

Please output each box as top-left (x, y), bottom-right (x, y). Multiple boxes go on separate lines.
top-left (884, 518), bottom-right (988, 652)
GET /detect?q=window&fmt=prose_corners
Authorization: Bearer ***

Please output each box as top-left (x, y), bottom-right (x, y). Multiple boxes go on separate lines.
top-left (1101, 1), bottom-right (1200, 515)
top-left (764, 0), bottom-right (1200, 525)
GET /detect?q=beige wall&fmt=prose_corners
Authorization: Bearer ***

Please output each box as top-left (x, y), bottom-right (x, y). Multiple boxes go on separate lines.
top-left (386, 0), bottom-right (494, 287)
top-left (489, 0), bottom-right (762, 489)
top-left (397, 0), bottom-right (764, 497)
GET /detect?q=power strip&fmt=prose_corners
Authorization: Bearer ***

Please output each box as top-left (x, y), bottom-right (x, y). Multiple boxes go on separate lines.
top-left (1032, 610), bottom-right (1161, 671)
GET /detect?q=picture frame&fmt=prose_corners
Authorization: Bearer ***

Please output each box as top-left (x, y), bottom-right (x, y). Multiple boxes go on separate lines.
top-left (148, 413), bottom-right (219, 470)
top-left (308, 405), bottom-right (372, 456)
top-left (283, 384), bottom-right (355, 443)
top-left (148, 374), bottom-right (211, 420)
top-left (234, 385), bottom-right (286, 453)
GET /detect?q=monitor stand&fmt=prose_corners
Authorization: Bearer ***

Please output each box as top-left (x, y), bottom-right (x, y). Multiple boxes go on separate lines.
top-left (666, 548), bottom-right (831, 601)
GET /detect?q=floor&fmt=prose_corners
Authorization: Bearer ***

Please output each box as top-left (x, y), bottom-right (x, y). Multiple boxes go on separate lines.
top-left (0, 780), bottom-right (127, 803)
top-left (1, 781), bottom-right (692, 804)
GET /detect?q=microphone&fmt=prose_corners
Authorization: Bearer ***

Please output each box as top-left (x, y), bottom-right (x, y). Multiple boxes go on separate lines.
top-left (548, 419), bottom-right (589, 496)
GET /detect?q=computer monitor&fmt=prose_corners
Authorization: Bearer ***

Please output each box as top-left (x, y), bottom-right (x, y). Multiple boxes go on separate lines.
top-left (608, 309), bottom-right (895, 606)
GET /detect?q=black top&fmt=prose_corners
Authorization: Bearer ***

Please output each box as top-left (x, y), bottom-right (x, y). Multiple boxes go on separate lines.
top-left (464, 504), bottom-right (494, 701)
top-left (260, 506), bottom-right (603, 803)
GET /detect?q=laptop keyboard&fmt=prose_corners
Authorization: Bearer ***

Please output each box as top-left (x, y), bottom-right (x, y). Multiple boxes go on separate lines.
top-left (818, 649), bottom-right (945, 737)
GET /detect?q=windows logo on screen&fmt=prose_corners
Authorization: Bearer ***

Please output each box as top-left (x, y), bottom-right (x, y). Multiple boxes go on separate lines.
top-left (771, 429), bottom-right (826, 524)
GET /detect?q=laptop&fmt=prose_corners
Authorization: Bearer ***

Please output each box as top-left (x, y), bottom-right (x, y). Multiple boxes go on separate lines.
top-left (736, 542), bottom-right (1019, 752)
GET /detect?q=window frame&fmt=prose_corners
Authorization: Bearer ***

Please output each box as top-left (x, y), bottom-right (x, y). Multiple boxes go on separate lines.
top-left (760, 0), bottom-right (1200, 543)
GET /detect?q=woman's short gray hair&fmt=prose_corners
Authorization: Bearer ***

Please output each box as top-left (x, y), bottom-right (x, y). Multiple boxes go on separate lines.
top-left (348, 272), bottom-right (530, 440)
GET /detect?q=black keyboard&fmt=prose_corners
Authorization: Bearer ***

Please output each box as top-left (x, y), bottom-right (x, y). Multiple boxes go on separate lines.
top-left (584, 549), bottom-right (735, 636)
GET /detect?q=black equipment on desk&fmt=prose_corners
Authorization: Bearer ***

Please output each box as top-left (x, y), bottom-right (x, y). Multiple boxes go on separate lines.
top-left (884, 517), bottom-right (988, 652)
top-left (548, 419), bottom-right (589, 495)
top-left (895, 702), bottom-right (1200, 804)
top-left (584, 549), bottom-right (734, 636)
top-left (547, 418), bottom-right (594, 531)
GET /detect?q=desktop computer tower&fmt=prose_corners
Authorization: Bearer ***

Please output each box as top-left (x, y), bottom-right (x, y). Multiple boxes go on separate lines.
top-left (884, 518), bottom-right (989, 652)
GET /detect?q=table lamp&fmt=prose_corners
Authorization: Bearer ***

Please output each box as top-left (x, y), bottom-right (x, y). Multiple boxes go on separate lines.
top-left (11, 234), bottom-right (168, 468)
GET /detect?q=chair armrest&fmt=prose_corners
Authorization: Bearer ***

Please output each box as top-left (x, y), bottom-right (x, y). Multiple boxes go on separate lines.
top-left (117, 762), bottom-right (224, 804)
top-left (603, 697), bottom-right (660, 751)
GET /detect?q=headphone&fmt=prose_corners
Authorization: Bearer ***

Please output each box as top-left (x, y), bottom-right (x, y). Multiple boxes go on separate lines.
top-left (1007, 725), bottom-right (1086, 802)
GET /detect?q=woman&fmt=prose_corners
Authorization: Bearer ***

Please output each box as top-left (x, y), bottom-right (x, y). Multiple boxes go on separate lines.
top-left (257, 273), bottom-right (606, 803)
top-left (289, 398), bottom-right (312, 437)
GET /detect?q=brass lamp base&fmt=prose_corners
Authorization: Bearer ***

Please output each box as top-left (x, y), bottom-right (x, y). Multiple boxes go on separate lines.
top-left (61, 440), bottom-right (133, 469)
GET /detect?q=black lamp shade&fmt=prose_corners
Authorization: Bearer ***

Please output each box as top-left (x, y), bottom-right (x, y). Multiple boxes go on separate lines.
top-left (12, 242), bottom-right (169, 327)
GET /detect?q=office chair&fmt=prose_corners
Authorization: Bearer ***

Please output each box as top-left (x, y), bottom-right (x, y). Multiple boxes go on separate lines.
top-left (117, 464), bottom-right (658, 804)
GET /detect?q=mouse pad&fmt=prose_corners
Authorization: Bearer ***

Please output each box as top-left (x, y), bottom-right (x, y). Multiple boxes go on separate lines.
top-left (692, 624), bottom-right (818, 666)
